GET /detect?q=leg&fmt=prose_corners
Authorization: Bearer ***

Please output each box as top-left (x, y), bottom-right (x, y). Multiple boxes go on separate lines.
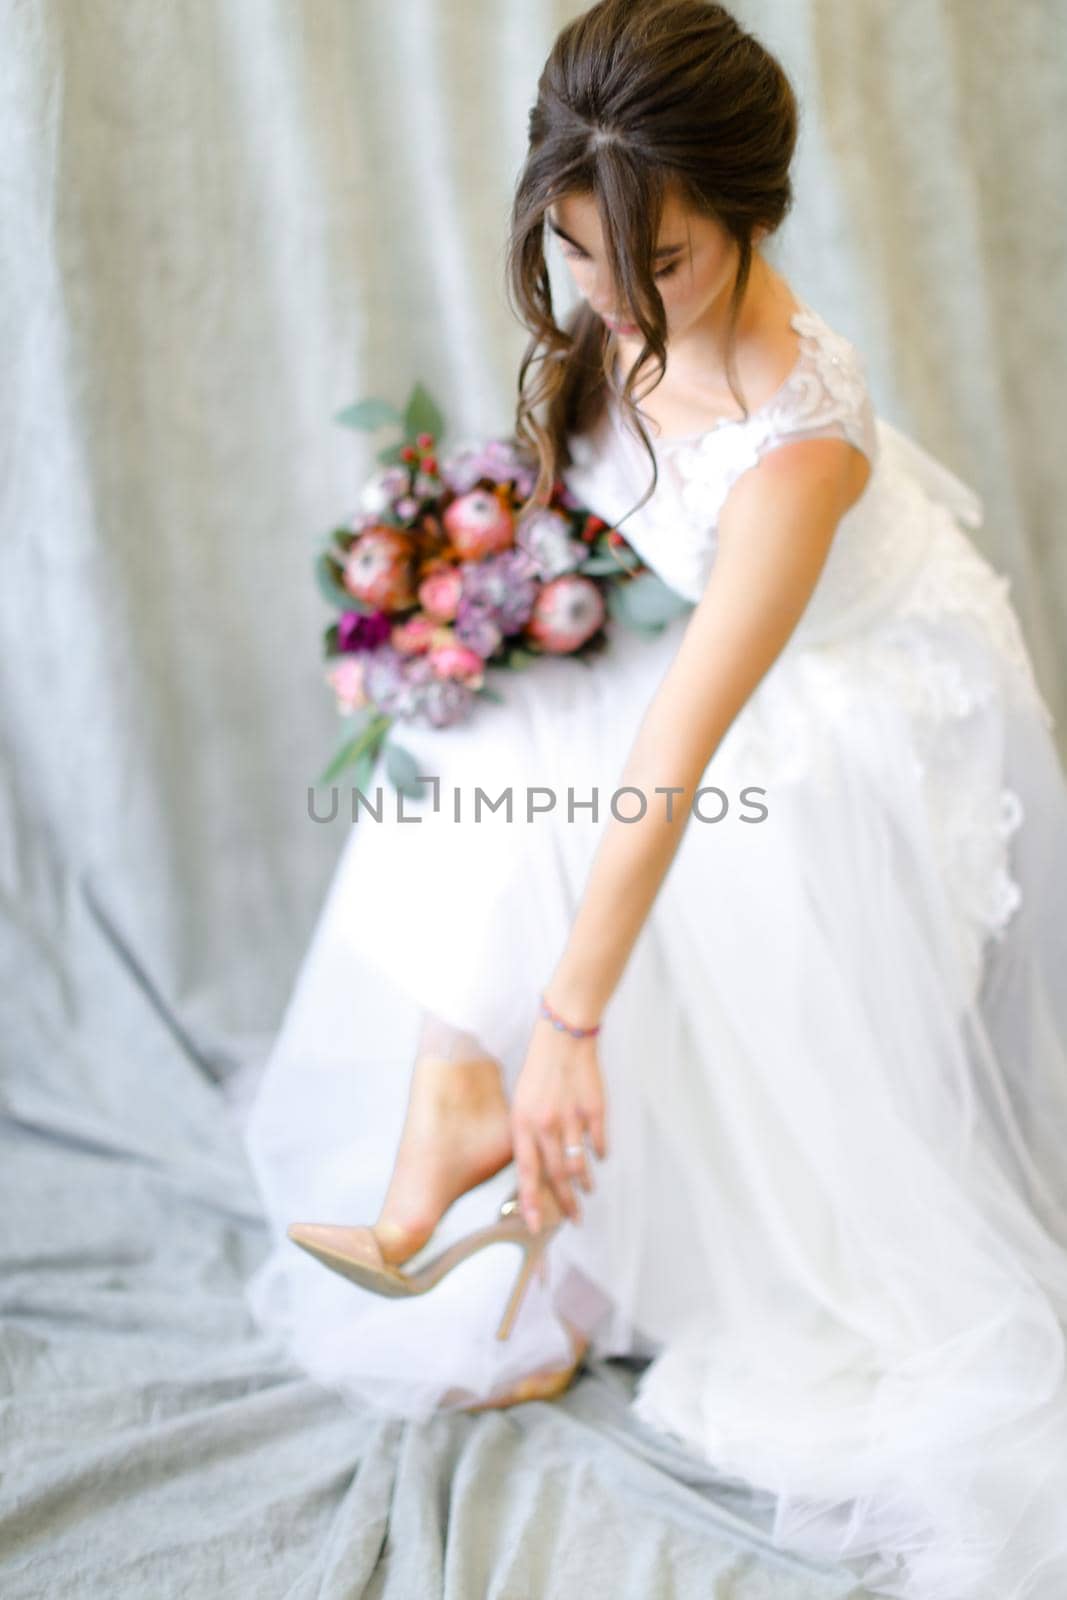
top-left (371, 1015), bottom-right (514, 1265)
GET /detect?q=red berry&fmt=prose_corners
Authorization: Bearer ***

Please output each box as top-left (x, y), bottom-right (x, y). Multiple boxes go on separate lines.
top-left (421, 455), bottom-right (438, 475)
top-left (400, 445), bottom-right (419, 463)
top-left (608, 530), bottom-right (624, 546)
top-left (416, 431), bottom-right (435, 450)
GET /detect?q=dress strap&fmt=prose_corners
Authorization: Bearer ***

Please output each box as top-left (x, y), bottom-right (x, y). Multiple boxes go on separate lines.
top-left (670, 307), bottom-right (880, 531)
top-left (751, 305), bottom-right (879, 469)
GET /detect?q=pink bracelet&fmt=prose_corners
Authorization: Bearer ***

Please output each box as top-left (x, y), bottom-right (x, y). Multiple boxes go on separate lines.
top-left (539, 991), bottom-right (601, 1039)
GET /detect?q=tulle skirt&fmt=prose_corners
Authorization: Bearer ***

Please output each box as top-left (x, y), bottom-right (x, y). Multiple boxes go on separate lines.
top-left (242, 507), bottom-right (1067, 1600)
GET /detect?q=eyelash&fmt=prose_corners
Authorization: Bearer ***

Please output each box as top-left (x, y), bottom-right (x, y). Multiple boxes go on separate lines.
top-left (562, 248), bottom-right (679, 281)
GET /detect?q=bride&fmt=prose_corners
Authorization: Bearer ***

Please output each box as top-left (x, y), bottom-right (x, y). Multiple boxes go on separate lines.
top-left (242, 3), bottom-right (1067, 1596)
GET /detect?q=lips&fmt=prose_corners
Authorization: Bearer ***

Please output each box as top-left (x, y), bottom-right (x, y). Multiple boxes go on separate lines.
top-left (603, 316), bottom-right (639, 335)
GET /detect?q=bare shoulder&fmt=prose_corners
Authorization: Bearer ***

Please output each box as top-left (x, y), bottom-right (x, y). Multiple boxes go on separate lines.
top-left (718, 431), bottom-right (871, 560)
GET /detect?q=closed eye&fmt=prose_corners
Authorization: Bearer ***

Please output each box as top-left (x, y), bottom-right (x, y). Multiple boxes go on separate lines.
top-left (562, 247), bottom-right (679, 281)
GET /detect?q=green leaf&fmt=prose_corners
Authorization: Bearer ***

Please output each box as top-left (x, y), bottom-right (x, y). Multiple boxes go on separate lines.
top-left (608, 572), bottom-right (694, 630)
top-left (578, 556), bottom-right (626, 576)
top-left (403, 383), bottom-right (445, 444)
top-left (335, 397), bottom-right (403, 431)
top-left (351, 747), bottom-right (378, 794)
top-left (505, 646), bottom-right (538, 669)
top-left (377, 441), bottom-right (409, 467)
top-left (317, 730), bottom-right (369, 785)
top-left (477, 684), bottom-right (507, 704)
top-left (384, 739), bottom-right (423, 797)
top-left (316, 711), bottom-right (392, 786)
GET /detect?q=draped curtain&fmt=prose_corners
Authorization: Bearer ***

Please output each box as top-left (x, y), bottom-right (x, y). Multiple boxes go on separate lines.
top-left (4, 0), bottom-right (1065, 1073)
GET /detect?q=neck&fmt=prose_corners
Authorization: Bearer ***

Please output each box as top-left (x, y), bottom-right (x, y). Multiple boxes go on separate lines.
top-left (615, 249), bottom-right (775, 383)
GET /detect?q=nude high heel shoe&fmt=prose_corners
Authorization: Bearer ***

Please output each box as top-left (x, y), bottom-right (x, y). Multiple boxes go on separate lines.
top-left (287, 1186), bottom-right (565, 1342)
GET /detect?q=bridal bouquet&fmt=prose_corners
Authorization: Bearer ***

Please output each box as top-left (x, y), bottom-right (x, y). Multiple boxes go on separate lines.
top-left (316, 381), bottom-right (690, 794)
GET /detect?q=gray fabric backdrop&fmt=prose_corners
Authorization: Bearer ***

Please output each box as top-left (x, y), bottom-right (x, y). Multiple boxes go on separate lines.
top-left (2, 3), bottom-right (1064, 1594)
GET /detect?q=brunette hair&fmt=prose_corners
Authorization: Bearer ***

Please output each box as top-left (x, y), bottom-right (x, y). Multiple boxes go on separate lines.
top-left (506, 0), bottom-right (797, 519)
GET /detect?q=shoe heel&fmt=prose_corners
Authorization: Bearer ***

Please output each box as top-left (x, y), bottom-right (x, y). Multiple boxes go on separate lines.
top-left (496, 1235), bottom-right (549, 1341)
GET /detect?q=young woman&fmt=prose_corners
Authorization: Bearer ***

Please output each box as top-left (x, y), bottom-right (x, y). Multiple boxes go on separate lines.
top-left (243, 3), bottom-right (1067, 1594)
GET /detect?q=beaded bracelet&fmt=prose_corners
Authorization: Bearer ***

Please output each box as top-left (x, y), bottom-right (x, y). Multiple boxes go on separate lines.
top-left (539, 991), bottom-right (602, 1039)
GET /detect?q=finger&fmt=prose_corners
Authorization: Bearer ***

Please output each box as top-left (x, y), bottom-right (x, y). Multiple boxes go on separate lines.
top-left (576, 1047), bottom-right (608, 1163)
top-left (561, 1112), bottom-right (592, 1193)
top-left (512, 1121), bottom-right (544, 1232)
top-left (537, 1121), bottom-right (580, 1223)
top-left (584, 1094), bottom-right (608, 1162)
top-left (587, 1109), bottom-right (607, 1162)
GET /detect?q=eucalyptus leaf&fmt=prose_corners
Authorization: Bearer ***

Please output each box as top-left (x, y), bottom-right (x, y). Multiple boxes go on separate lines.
top-left (610, 572), bottom-right (694, 630)
top-left (335, 397), bottom-right (402, 431)
top-left (477, 684), bottom-right (507, 704)
top-left (383, 739), bottom-right (422, 796)
top-left (403, 383), bottom-right (445, 444)
top-left (578, 556), bottom-right (626, 576)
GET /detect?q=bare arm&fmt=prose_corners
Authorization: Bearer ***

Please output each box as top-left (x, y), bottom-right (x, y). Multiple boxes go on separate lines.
top-left (545, 436), bottom-right (871, 1025)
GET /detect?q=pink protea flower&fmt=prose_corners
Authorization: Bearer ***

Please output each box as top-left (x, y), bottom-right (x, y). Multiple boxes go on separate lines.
top-left (418, 565), bottom-right (464, 621)
top-left (427, 642), bottom-right (486, 687)
top-left (525, 574), bottom-right (606, 654)
top-left (342, 528), bottom-right (416, 610)
top-left (391, 614), bottom-right (436, 654)
top-left (325, 656), bottom-right (369, 713)
top-left (442, 488), bottom-right (514, 560)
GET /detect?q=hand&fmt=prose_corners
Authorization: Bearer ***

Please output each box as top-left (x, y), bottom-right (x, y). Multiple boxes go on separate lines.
top-left (510, 1016), bottom-right (608, 1234)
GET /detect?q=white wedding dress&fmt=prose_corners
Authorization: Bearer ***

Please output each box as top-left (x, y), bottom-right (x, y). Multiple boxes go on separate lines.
top-left (242, 300), bottom-right (1067, 1600)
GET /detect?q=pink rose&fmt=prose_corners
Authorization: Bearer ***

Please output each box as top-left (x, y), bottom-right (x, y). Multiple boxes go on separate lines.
top-left (428, 642), bottom-right (486, 687)
top-left (524, 574), bottom-right (605, 654)
top-left (325, 656), bottom-right (368, 712)
top-left (342, 527), bottom-right (416, 610)
top-left (391, 614), bottom-right (436, 654)
top-left (418, 565), bottom-right (464, 621)
top-left (442, 488), bottom-right (514, 560)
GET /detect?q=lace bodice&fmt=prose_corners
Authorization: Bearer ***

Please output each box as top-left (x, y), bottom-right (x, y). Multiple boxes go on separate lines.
top-left (657, 304), bottom-right (879, 533)
top-left (564, 303), bottom-right (884, 610)
top-left (561, 301), bottom-right (1046, 685)
top-left (562, 300), bottom-right (1056, 997)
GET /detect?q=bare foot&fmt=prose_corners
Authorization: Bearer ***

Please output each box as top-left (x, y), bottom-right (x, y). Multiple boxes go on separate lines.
top-left (371, 1054), bottom-right (513, 1265)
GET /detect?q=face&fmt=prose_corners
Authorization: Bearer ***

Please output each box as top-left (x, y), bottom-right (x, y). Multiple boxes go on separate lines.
top-left (547, 184), bottom-right (762, 347)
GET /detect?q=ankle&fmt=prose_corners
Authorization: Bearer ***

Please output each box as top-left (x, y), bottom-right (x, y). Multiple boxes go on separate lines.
top-left (415, 1054), bottom-right (507, 1112)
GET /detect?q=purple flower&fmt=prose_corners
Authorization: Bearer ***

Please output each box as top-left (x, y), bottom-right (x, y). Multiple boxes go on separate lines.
top-left (441, 436), bottom-right (538, 498)
top-left (453, 597), bottom-right (504, 658)
top-left (338, 609), bottom-right (393, 652)
top-left (459, 549), bottom-right (539, 634)
top-left (421, 677), bottom-right (476, 728)
top-left (362, 645), bottom-right (425, 716)
top-left (515, 507), bottom-right (586, 581)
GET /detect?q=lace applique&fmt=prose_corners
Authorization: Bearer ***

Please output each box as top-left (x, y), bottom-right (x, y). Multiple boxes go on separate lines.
top-left (813, 542), bottom-right (1046, 994)
top-left (890, 520), bottom-right (1055, 732)
top-left (666, 306), bottom-right (878, 530)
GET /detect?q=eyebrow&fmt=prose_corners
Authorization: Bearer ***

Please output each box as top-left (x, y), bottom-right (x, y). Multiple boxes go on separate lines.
top-left (546, 215), bottom-right (685, 261)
